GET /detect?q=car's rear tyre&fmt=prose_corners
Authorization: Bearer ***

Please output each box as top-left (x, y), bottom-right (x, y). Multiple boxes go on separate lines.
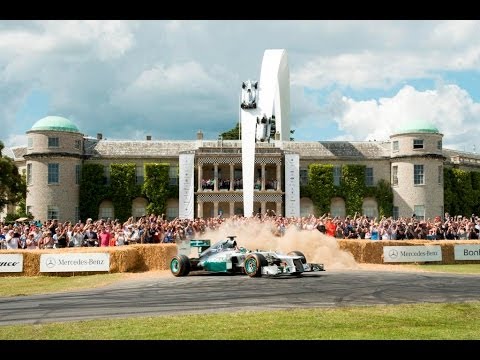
top-left (244, 253), bottom-right (266, 277)
top-left (288, 250), bottom-right (307, 264)
top-left (170, 255), bottom-right (191, 277)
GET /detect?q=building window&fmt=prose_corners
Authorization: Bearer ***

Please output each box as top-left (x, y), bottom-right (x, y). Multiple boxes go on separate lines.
top-left (103, 165), bottom-right (110, 185)
top-left (47, 206), bottom-right (59, 220)
top-left (393, 206), bottom-right (399, 220)
top-left (133, 207), bottom-right (146, 219)
top-left (28, 137), bottom-right (33, 148)
top-left (300, 168), bottom-right (308, 186)
top-left (75, 164), bottom-right (81, 185)
top-left (333, 166), bottom-right (341, 186)
top-left (169, 165), bottom-right (179, 186)
top-left (438, 165), bottom-right (442, 184)
top-left (362, 198), bottom-right (378, 219)
top-left (414, 164), bottom-right (424, 185)
top-left (365, 167), bottom-right (374, 186)
top-left (100, 207), bottom-right (114, 220)
top-left (392, 165), bottom-right (398, 186)
top-left (27, 163), bottom-right (32, 185)
top-left (413, 139), bottom-right (424, 149)
top-left (166, 207), bottom-right (178, 220)
top-left (392, 141), bottom-right (399, 152)
top-left (437, 140), bottom-right (442, 150)
top-left (136, 165), bottom-right (144, 185)
top-left (75, 206), bottom-right (80, 223)
top-left (74, 139), bottom-right (81, 150)
top-left (414, 205), bottom-right (425, 221)
top-left (48, 163), bottom-right (59, 184)
top-left (48, 137), bottom-right (59, 148)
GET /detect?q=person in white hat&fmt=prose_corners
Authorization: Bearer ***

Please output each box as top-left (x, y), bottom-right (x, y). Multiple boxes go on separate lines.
top-left (5, 229), bottom-right (20, 250)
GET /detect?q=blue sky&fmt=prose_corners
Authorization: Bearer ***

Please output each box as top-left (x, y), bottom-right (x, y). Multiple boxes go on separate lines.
top-left (2, 20), bottom-right (480, 153)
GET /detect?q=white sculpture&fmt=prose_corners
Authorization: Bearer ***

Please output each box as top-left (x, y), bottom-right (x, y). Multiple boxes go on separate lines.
top-left (240, 49), bottom-right (291, 217)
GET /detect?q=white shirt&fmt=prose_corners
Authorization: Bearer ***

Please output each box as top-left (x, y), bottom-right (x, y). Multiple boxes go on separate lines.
top-left (5, 233), bottom-right (19, 249)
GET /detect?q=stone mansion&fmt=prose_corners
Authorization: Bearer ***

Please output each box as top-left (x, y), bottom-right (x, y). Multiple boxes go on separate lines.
top-left (4, 115), bottom-right (480, 223)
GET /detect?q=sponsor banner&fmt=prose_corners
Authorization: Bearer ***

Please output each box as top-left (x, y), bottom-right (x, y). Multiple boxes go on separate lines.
top-left (454, 244), bottom-right (480, 260)
top-left (179, 153), bottom-right (195, 220)
top-left (0, 254), bottom-right (23, 273)
top-left (40, 253), bottom-right (110, 272)
top-left (383, 245), bottom-right (442, 263)
top-left (284, 153), bottom-right (300, 218)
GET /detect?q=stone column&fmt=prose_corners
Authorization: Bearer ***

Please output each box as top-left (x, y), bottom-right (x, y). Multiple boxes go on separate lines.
top-left (261, 163), bottom-right (266, 191)
top-left (230, 163), bottom-right (234, 191)
top-left (214, 164), bottom-right (218, 191)
top-left (214, 201), bottom-right (219, 217)
top-left (229, 202), bottom-right (235, 217)
top-left (198, 163), bottom-right (203, 192)
top-left (276, 162), bottom-right (281, 191)
top-left (197, 201), bottom-right (203, 219)
top-left (261, 201), bottom-right (266, 215)
top-left (276, 201), bottom-right (282, 217)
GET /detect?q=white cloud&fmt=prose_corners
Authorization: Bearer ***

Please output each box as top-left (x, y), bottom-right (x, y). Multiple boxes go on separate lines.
top-left (292, 20), bottom-right (480, 89)
top-left (3, 133), bottom-right (27, 149)
top-left (292, 49), bottom-right (480, 90)
top-left (329, 84), bottom-right (480, 150)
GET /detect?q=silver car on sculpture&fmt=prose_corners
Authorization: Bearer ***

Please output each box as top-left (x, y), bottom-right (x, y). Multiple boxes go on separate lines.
top-left (170, 235), bottom-right (325, 277)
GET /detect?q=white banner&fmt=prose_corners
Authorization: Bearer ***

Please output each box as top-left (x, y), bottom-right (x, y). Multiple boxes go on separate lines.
top-left (383, 245), bottom-right (442, 263)
top-left (0, 254), bottom-right (23, 272)
top-left (454, 244), bottom-right (480, 260)
top-left (284, 153), bottom-right (300, 218)
top-left (179, 153), bottom-right (195, 220)
top-left (40, 253), bottom-right (110, 272)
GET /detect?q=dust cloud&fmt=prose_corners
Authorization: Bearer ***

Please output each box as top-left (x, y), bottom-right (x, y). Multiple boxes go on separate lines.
top-left (199, 218), bottom-right (360, 270)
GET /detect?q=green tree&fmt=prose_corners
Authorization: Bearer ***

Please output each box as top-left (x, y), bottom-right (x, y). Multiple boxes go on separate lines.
top-left (110, 164), bottom-right (138, 222)
top-left (79, 163), bottom-right (109, 221)
top-left (143, 163), bottom-right (171, 216)
top-left (220, 122), bottom-right (240, 140)
top-left (0, 141), bottom-right (27, 213)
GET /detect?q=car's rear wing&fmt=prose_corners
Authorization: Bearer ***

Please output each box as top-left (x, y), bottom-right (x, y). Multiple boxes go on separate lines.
top-left (190, 239), bottom-right (211, 254)
top-left (176, 239), bottom-right (211, 257)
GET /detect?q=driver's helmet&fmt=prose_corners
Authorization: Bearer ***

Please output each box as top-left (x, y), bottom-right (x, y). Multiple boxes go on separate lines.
top-left (223, 239), bottom-right (236, 249)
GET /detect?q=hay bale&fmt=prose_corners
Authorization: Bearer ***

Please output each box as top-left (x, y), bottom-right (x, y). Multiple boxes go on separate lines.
top-left (21, 249), bottom-right (41, 276)
top-left (338, 240), bottom-right (365, 262)
top-left (128, 244), bottom-right (178, 271)
top-left (108, 247), bottom-right (140, 272)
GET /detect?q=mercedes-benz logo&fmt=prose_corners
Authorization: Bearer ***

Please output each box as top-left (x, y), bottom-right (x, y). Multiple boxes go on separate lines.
top-left (388, 249), bottom-right (399, 259)
top-left (46, 257), bottom-right (56, 268)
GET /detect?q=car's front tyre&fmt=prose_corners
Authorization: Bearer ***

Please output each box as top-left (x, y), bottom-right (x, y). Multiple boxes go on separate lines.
top-left (244, 253), bottom-right (266, 277)
top-left (170, 255), bottom-right (191, 277)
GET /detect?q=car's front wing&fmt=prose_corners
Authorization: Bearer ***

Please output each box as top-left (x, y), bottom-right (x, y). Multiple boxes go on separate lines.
top-left (260, 262), bottom-right (325, 276)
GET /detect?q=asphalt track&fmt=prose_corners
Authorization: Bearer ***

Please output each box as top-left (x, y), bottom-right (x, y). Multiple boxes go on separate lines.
top-left (0, 269), bottom-right (479, 326)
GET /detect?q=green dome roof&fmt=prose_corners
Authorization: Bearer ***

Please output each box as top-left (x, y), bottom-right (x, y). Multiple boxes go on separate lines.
top-left (30, 116), bottom-right (80, 133)
top-left (394, 121), bottom-right (439, 135)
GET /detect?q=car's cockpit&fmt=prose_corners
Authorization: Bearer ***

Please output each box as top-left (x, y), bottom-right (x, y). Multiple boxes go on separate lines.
top-left (199, 236), bottom-right (237, 257)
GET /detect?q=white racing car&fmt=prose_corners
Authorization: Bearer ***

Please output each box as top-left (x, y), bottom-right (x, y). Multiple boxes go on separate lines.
top-left (240, 80), bottom-right (258, 109)
top-left (170, 236), bottom-right (325, 277)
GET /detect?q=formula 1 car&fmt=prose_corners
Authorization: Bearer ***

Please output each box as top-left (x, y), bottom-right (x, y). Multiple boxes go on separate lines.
top-left (240, 80), bottom-right (258, 110)
top-left (170, 236), bottom-right (325, 277)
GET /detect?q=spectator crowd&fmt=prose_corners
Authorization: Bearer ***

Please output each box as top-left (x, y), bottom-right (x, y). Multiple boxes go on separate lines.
top-left (1, 211), bottom-right (480, 250)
